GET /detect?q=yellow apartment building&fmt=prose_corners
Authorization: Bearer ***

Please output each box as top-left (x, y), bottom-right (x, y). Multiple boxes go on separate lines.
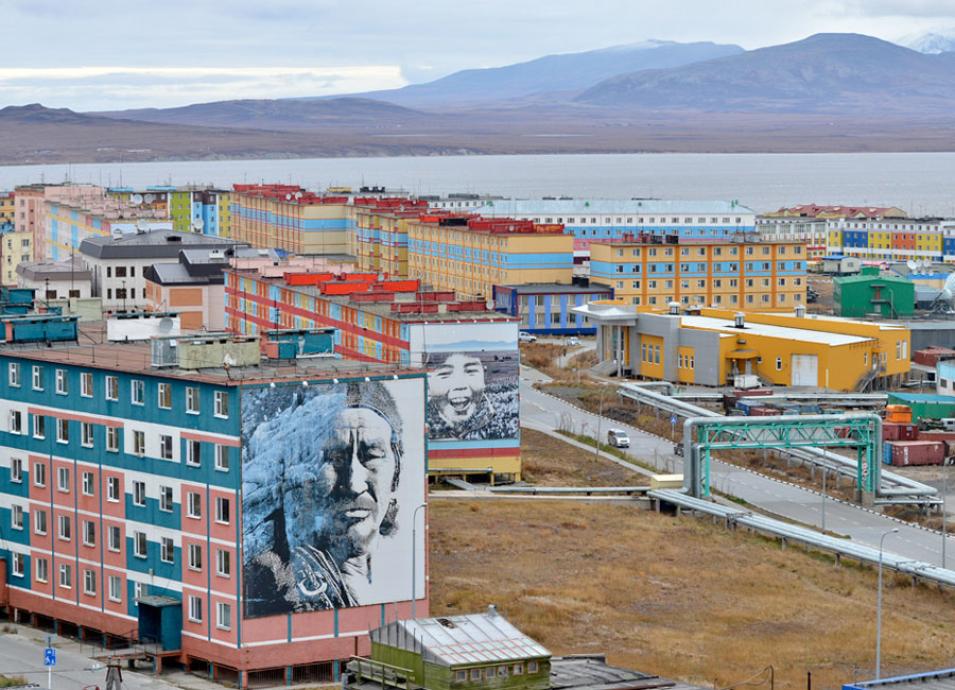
top-left (574, 304), bottom-right (909, 391)
top-left (351, 199), bottom-right (430, 276)
top-left (0, 229), bottom-right (32, 286)
top-left (590, 239), bottom-right (807, 310)
top-left (407, 216), bottom-right (573, 299)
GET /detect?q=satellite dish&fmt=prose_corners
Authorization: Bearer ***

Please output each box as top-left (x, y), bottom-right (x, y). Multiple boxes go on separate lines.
top-left (223, 353), bottom-right (236, 368)
top-left (135, 220), bottom-right (149, 234)
top-left (130, 194), bottom-right (143, 206)
top-left (143, 194), bottom-right (155, 203)
top-left (907, 260), bottom-right (918, 271)
top-left (285, 194), bottom-right (292, 201)
top-left (295, 191), bottom-right (303, 199)
top-left (941, 273), bottom-right (955, 304)
top-left (158, 317), bottom-right (175, 334)
top-left (191, 219), bottom-right (203, 233)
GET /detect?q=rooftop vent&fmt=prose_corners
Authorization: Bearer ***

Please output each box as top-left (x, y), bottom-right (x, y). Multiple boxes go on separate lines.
top-left (668, 301), bottom-right (680, 315)
top-left (165, 234), bottom-right (182, 243)
top-left (437, 618), bottom-right (456, 629)
top-left (795, 304), bottom-right (806, 318)
top-left (734, 312), bottom-right (745, 329)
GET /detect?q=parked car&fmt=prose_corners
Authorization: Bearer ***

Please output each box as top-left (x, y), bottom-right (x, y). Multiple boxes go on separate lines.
top-left (566, 336), bottom-right (580, 346)
top-left (607, 429), bottom-right (630, 448)
top-left (519, 331), bottom-right (537, 343)
top-left (806, 287), bottom-right (819, 303)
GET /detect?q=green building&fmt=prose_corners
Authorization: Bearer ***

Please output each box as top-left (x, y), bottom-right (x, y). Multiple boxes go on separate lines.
top-left (834, 267), bottom-right (915, 318)
top-left (344, 609), bottom-right (703, 690)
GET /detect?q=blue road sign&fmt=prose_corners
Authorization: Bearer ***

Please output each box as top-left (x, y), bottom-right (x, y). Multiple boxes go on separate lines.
top-left (44, 647), bottom-right (56, 667)
top-left (670, 414), bottom-right (678, 426)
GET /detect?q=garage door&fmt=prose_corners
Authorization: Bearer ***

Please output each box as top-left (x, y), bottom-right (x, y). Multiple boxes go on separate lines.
top-left (791, 354), bottom-right (818, 387)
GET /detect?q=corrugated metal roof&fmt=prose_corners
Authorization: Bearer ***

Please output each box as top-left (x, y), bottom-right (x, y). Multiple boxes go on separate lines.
top-left (374, 610), bottom-right (550, 666)
top-left (474, 199), bottom-right (755, 217)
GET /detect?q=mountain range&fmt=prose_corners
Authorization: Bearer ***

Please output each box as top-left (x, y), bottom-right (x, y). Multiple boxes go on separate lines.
top-left (6, 32), bottom-right (955, 164)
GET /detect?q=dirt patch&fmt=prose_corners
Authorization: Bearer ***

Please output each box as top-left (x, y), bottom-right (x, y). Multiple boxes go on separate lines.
top-left (431, 499), bottom-right (955, 690)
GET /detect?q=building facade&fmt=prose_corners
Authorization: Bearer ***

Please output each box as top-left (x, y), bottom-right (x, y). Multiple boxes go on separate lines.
top-left (225, 270), bottom-right (522, 482)
top-left (169, 189), bottom-right (231, 237)
top-left (143, 249), bottom-right (234, 331)
top-left (407, 217), bottom-right (573, 300)
top-left (826, 217), bottom-right (955, 263)
top-left (492, 283), bottom-right (613, 335)
top-left (351, 200), bottom-right (430, 276)
top-left (590, 239), bottom-right (807, 310)
top-left (0, 228), bottom-right (33, 287)
top-left (16, 258), bottom-right (92, 300)
top-left (574, 304), bottom-right (910, 390)
top-left (0, 328), bottom-right (428, 685)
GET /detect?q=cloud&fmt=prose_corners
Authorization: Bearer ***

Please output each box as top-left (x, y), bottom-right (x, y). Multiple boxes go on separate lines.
top-left (847, 0), bottom-right (955, 17)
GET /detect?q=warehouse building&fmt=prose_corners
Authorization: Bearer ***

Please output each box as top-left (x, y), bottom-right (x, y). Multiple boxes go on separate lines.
top-left (590, 237), bottom-right (806, 311)
top-left (833, 267), bottom-right (915, 318)
top-left (225, 268), bottom-right (522, 482)
top-left (574, 304), bottom-right (910, 390)
top-left (0, 320), bottom-right (428, 686)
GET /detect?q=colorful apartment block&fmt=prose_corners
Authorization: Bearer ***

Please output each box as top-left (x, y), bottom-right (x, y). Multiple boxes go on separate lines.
top-left (826, 217), bottom-right (955, 262)
top-left (0, 325), bottom-right (428, 685)
top-left (0, 229), bottom-right (33, 287)
top-left (225, 269), bottom-right (521, 482)
top-left (492, 283), bottom-right (613, 335)
top-left (407, 217), bottom-right (573, 300)
top-left (428, 199), bottom-right (757, 256)
top-left (169, 188), bottom-right (232, 237)
top-left (46, 203), bottom-right (172, 261)
top-left (229, 185), bottom-right (353, 255)
top-left (351, 199), bottom-right (430, 275)
top-left (0, 193), bottom-right (14, 227)
top-left (589, 238), bottom-right (807, 310)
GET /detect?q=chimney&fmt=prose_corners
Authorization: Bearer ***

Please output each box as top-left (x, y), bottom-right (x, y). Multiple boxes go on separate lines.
top-left (734, 312), bottom-right (745, 329)
top-left (668, 301), bottom-right (680, 315)
top-left (487, 604), bottom-right (498, 617)
top-left (795, 304), bottom-right (806, 318)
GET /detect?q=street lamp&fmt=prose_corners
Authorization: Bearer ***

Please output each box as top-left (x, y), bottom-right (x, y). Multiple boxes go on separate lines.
top-left (411, 503), bottom-right (427, 620)
top-left (875, 527), bottom-right (899, 680)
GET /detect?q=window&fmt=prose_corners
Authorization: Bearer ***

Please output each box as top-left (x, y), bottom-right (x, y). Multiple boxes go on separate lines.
top-left (82, 471), bottom-right (94, 496)
top-left (776, 357), bottom-right (783, 371)
top-left (8, 410), bottom-right (21, 435)
top-left (35, 557), bottom-right (48, 583)
top-left (186, 387), bottom-right (199, 414)
top-left (106, 426), bottom-right (119, 452)
top-left (57, 466), bottom-right (70, 492)
top-left (34, 509), bottom-right (47, 535)
top-left (56, 418), bottom-right (69, 444)
top-left (159, 485), bottom-right (173, 512)
top-left (8, 362), bottom-right (20, 387)
top-left (470, 670), bottom-right (481, 681)
top-left (107, 525), bottom-right (121, 552)
top-left (158, 383), bottom-right (172, 409)
top-left (81, 422), bottom-right (94, 448)
top-left (160, 537), bottom-right (174, 563)
top-left (189, 596), bottom-right (203, 623)
top-left (33, 462), bottom-right (46, 488)
top-left (59, 564), bottom-right (72, 589)
top-left (107, 476), bottom-right (120, 502)
top-left (187, 492), bottom-right (202, 518)
top-left (33, 415), bottom-right (45, 439)
top-left (108, 575), bottom-right (122, 602)
top-left (131, 380), bottom-right (144, 405)
top-left (214, 391), bottom-right (229, 418)
top-left (528, 662), bottom-right (539, 674)
top-left (84, 569), bottom-right (96, 595)
top-left (11, 504), bottom-right (23, 530)
top-left (83, 520), bottom-right (95, 546)
top-left (216, 549), bottom-right (230, 576)
top-left (134, 581), bottom-right (142, 605)
top-left (215, 445), bottom-right (230, 472)
top-left (132, 480), bottom-right (146, 506)
top-left (132, 430), bottom-right (145, 456)
top-left (55, 368), bottom-right (67, 395)
top-left (10, 457), bottom-right (22, 483)
top-left (188, 544), bottom-right (203, 570)
top-left (31, 365), bottom-right (42, 391)
top-left (57, 515), bottom-right (71, 541)
top-left (186, 439), bottom-right (201, 466)
top-left (159, 434), bottom-right (173, 460)
top-left (80, 372), bottom-right (93, 398)
top-left (105, 375), bottom-right (119, 401)
top-left (455, 671), bottom-right (466, 683)
top-left (216, 602), bottom-right (232, 630)
top-left (133, 531), bottom-right (147, 558)
top-left (215, 497), bottom-right (230, 524)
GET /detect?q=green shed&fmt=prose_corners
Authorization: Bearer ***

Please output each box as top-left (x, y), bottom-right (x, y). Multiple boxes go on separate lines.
top-left (834, 267), bottom-right (915, 318)
top-left (351, 608), bottom-right (551, 690)
top-left (887, 392), bottom-right (955, 422)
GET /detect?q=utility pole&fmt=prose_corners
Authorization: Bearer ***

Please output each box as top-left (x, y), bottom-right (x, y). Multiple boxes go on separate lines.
top-left (943, 471), bottom-right (948, 569)
top-left (821, 467), bottom-right (827, 533)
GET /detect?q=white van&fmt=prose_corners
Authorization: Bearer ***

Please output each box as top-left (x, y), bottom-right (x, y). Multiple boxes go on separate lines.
top-left (607, 429), bottom-right (630, 448)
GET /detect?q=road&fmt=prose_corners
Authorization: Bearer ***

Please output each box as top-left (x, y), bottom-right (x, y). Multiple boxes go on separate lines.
top-left (520, 366), bottom-right (955, 569)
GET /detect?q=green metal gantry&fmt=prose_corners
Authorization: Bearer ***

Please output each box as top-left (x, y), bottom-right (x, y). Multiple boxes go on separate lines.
top-left (684, 415), bottom-right (880, 498)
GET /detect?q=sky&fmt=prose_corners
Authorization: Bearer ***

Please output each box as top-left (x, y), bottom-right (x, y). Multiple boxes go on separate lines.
top-left (2, 0), bottom-right (955, 111)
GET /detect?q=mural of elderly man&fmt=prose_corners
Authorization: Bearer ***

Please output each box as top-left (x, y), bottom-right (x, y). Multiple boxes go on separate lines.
top-left (241, 380), bottom-right (418, 617)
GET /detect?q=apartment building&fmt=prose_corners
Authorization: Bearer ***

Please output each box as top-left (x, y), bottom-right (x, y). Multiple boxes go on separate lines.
top-left (0, 192), bottom-right (14, 226)
top-left (350, 199), bottom-right (430, 275)
top-left (168, 188), bottom-right (231, 237)
top-left (0, 228), bottom-right (33, 287)
top-left (229, 184), bottom-right (354, 255)
top-left (0, 325), bottom-right (427, 685)
top-left (827, 217), bottom-right (955, 263)
top-left (589, 238), bottom-right (807, 310)
top-left (407, 217), bottom-right (573, 300)
top-left (225, 269), bottom-right (521, 482)
top-left (79, 230), bottom-right (241, 311)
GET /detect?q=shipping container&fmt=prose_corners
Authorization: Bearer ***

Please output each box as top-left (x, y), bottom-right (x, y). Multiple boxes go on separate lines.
top-left (889, 440), bottom-right (945, 466)
top-left (913, 347), bottom-right (955, 368)
top-left (749, 406), bottom-right (781, 416)
top-left (884, 441), bottom-right (894, 465)
top-left (887, 393), bottom-right (955, 422)
top-left (883, 423), bottom-right (902, 441)
top-left (885, 404), bottom-right (913, 424)
top-left (918, 431), bottom-right (955, 442)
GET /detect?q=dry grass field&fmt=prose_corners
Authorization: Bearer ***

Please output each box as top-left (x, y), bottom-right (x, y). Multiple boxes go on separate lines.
top-left (520, 428), bottom-right (638, 486)
top-left (430, 498), bottom-right (955, 690)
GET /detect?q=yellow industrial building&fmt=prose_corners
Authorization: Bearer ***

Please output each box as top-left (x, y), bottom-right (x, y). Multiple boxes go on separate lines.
top-left (407, 216), bottom-right (573, 299)
top-left (590, 238), bottom-right (807, 309)
top-left (574, 304), bottom-right (910, 391)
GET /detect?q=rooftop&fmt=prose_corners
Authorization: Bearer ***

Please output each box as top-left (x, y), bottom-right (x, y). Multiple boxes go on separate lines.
top-left (16, 257), bottom-right (91, 282)
top-left (0, 323), bottom-right (415, 385)
top-left (472, 199), bottom-right (756, 217)
top-left (499, 283), bottom-right (613, 295)
top-left (844, 667), bottom-right (955, 690)
top-left (679, 314), bottom-right (874, 346)
top-left (550, 657), bottom-right (705, 690)
top-left (80, 230), bottom-right (242, 260)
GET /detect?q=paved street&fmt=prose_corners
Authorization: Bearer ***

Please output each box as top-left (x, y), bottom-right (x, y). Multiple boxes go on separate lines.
top-left (520, 366), bottom-right (955, 569)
